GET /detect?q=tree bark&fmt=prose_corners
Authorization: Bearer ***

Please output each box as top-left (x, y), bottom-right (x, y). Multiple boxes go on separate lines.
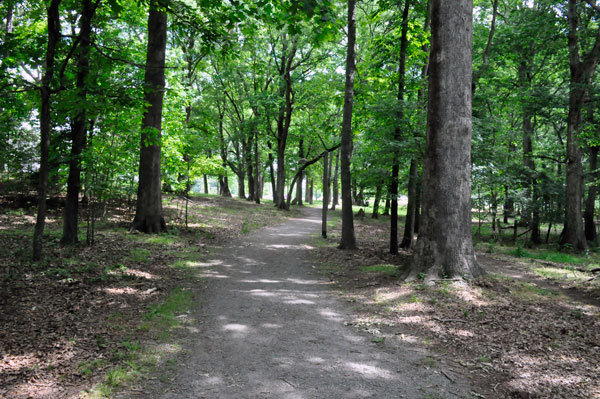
top-left (400, 158), bottom-right (418, 249)
top-left (518, 55), bottom-right (541, 245)
top-left (585, 145), bottom-right (599, 242)
top-left (561, 0), bottom-right (600, 251)
top-left (267, 140), bottom-right (277, 203)
top-left (33, 0), bottom-right (61, 260)
top-left (338, 0), bottom-right (357, 250)
top-left (371, 183), bottom-right (382, 219)
top-left (253, 128), bottom-right (260, 203)
top-left (217, 103), bottom-right (232, 197)
top-left (275, 36), bottom-right (297, 209)
top-left (62, 0), bottom-right (94, 245)
top-left (322, 151), bottom-right (329, 238)
top-left (296, 139), bottom-right (304, 206)
top-left (131, 0), bottom-right (167, 234)
top-left (410, 0), bottom-right (482, 280)
top-left (390, 0), bottom-right (411, 254)
top-left (245, 134), bottom-right (255, 202)
top-left (331, 149), bottom-right (339, 210)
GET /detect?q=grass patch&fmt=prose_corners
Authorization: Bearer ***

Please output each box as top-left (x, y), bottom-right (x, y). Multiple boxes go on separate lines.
top-left (360, 264), bottom-right (399, 277)
top-left (128, 248), bottom-right (151, 263)
top-left (140, 288), bottom-right (193, 339)
top-left (512, 282), bottom-right (561, 301)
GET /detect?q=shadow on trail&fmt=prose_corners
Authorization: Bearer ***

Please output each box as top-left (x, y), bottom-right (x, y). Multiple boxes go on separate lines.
top-left (152, 210), bottom-right (468, 399)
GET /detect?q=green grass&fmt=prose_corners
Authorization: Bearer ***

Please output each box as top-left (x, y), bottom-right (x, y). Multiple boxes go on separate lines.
top-left (128, 248), bottom-right (151, 263)
top-left (360, 264), bottom-right (399, 277)
top-left (140, 288), bottom-right (193, 339)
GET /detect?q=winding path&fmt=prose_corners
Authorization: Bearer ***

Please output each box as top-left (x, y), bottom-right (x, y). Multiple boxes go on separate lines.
top-left (142, 208), bottom-right (470, 399)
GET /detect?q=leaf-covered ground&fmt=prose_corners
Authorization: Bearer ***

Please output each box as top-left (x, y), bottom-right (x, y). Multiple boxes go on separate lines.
top-left (0, 195), bottom-right (293, 399)
top-left (312, 209), bottom-right (600, 399)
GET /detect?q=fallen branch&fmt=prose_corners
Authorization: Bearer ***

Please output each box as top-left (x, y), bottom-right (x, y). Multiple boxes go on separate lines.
top-left (441, 369), bottom-right (456, 383)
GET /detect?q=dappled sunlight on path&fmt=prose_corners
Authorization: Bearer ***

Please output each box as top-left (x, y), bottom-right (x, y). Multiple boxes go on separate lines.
top-left (144, 208), bottom-right (470, 399)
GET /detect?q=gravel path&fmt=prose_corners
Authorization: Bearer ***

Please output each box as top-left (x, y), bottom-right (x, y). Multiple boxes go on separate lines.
top-left (142, 208), bottom-right (471, 399)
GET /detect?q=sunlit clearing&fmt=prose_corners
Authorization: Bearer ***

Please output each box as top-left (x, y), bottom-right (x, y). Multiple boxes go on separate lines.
top-left (248, 289), bottom-right (276, 297)
top-left (239, 279), bottom-right (283, 283)
top-left (453, 286), bottom-right (490, 306)
top-left (222, 323), bottom-right (249, 333)
top-left (285, 299), bottom-right (315, 305)
top-left (121, 268), bottom-right (157, 280)
top-left (344, 362), bottom-right (393, 379)
top-left (395, 334), bottom-right (420, 344)
top-left (265, 244), bottom-right (314, 250)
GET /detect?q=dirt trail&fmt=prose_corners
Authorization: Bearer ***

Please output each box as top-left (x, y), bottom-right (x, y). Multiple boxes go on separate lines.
top-left (138, 208), bottom-right (471, 399)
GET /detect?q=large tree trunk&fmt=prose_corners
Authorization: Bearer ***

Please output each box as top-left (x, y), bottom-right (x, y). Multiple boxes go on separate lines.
top-left (390, 0), bottom-right (411, 254)
top-left (131, 0), bottom-right (167, 234)
top-left (400, 158), bottom-right (418, 249)
top-left (338, 0), bottom-right (357, 250)
top-left (33, 0), bottom-right (61, 260)
top-left (410, 0), bottom-right (482, 280)
top-left (62, 0), bottom-right (94, 245)
top-left (275, 36), bottom-right (296, 209)
top-left (585, 145), bottom-right (599, 242)
top-left (561, 0), bottom-right (600, 251)
top-left (331, 149), bottom-right (339, 210)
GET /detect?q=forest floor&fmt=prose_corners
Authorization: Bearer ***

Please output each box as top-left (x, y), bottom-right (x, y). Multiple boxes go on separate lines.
top-left (0, 195), bottom-right (293, 399)
top-left (313, 207), bottom-right (600, 399)
top-left (1, 197), bottom-right (599, 398)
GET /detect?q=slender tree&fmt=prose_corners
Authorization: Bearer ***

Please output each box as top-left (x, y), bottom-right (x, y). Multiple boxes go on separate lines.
top-left (338, 0), bottom-right (357, 250)
top-left (62, 0), bottom-right (97, 245)
top-left (33, 0), bottom-right (62, 260)
top-left (390, 0), bottom-right (410, 254)
top-left (410, 0), bottom-right (482, 280)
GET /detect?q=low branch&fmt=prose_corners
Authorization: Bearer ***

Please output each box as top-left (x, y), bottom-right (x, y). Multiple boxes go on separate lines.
top-left (284, 143), bottom-right (341, 209)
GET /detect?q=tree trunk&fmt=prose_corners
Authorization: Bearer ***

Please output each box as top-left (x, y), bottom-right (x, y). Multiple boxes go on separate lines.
top-left (203, 174), bottom-right (209, 194)
top-left (331, 149), bottom-right (339, 210)
top-left (390, 0), bottom-right (411, 254)
top-left (275, 36), bottom-right (297, 209)
top-left (400, 158), bottom-right (418, 249)
top-left (217, 105), bottom-right (232, 197)
top-left (245, 134), bottom-right (255, 202)
top-left (585, 145), bottom-right (599, 242)
top-left (237, 170), bottom-right (246, 199)
top-left (383, 194), bottom-right (390, 216)
top-left (296, 139), bottom-right (304, 206)
top-left (338, 0), bottom-right (357, 250)
top-left (131, 0), bottom-right (167, 234)
top-left (309, 178), bottom-right (314, 204)
top-left (561, 0), bottom-right (600, 251)
top-left (371, 183), bottom-right (382, 219)
top-left (327, 147), bottom-right (334, 206)
top-left (322, 151), bottom-right (329, 238)
top-left (410, 0), bottom-right (482, 280)
top-left (254, 129), bottom-right (260, 203)
top-left (267, 140), bottom-right (277, 203)
top-left (33, 0), bottom-right (61, 260)
top-left (62, 0), bottom-right (94, 245)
